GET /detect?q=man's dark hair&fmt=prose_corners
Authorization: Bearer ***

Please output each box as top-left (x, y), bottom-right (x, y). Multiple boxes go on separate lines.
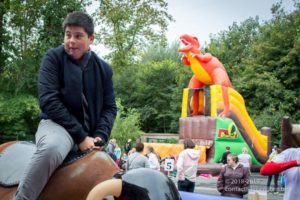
top-left (183, 138), bottom-right (195, 149)
top-left (228, 153), bottom-right (238, 163)
top-left (62, 11), bottom-right (94, 36)
top-left (135, 142), bottom-right (144, 152)
top-left (226, 146), bottom-right (230, 151)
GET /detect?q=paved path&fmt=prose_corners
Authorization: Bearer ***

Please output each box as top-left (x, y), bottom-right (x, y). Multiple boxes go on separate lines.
top-left (170, 173), bottom-right (284, 200)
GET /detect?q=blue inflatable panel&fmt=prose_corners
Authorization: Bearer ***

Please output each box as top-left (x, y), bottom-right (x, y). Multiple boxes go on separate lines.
top-left (180, 191), bottom-right (245, 200)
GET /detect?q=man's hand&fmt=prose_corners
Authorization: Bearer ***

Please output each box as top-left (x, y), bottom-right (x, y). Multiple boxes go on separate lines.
top-left (93, 137), bottom-right (104, 150)
top-left (79, 136), bottom-right (96, 151)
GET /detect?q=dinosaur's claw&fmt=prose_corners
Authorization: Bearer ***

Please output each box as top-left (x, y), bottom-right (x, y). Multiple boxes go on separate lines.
top-left (181, 55), bottom-right (190, 66)
top-left (218, 110), bottom-right (230, 118)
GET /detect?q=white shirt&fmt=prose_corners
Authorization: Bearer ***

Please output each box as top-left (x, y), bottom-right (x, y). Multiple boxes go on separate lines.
top-left (148, 152), bottom-right (160, 170)
top-left (238, 153), bottom-right (251, 168)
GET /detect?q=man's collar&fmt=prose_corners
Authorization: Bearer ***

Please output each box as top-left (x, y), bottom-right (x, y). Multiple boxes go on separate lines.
top-left (80, 50), bottom-right (91, 68)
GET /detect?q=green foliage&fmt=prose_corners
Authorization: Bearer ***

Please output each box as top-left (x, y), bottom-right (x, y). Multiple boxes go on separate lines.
top-left (111, 99), bottom-right (142, 148)
top-left (5, 1), bottom-right (43, 57)
top-left (1, 52), bottom-right (39, 95)
top-left (37, 0), bottom-right (89, 55)
top-left (140, 41), bottom-right (182, 64)
top-left (113, 65), bottom-right (140, 107)
top-left (96, 0), bottom-right (174, 71)
top-left (252, 108), bottom-right (286, 145)
top-left (0, 0), bottom-right (89, 137)
top-left (207, 17), bottom-right (261, 80)
top-left (114, 42), bottom-right (191, 133)
top-left (162, 138), bottom-right (178, 144)
top-left (0, 0), bottom-right (89, 95)
top-left (0, 0), bottom-right (10, 73)
top-left (132, 59), bottom-right (187, 133)
top-left (0, 94), bottom-right (40, 136)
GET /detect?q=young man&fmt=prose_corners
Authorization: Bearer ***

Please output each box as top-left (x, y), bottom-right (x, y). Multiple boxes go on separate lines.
top-left (221, 146), bottom-right (231, 165)
top-left (126, 142), bottom-right (150, 171)
top-left (14, 11), bottom-right (117, 200)
top-left (124, 138), bottom-right (132, 154)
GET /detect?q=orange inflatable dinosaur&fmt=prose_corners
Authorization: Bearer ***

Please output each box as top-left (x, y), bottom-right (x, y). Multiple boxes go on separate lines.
top-left (179, 34), bottom-right (232, 117)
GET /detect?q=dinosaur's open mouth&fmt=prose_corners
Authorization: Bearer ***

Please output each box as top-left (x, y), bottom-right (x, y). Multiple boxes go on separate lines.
top-left (181, 38), bottom-right (190, 46)
top-left (179, 38), bottom-right (192, 52)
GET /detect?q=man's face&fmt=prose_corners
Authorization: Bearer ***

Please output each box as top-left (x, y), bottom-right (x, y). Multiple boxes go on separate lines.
top-left (227, 157), bottom-right (235, 167)
top-left (64, 26), bottom-right (94, 61)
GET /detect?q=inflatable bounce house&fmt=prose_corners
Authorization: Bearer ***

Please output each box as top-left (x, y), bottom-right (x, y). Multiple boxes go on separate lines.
top-left (177, 34), bottom-right (271, 172)
top-left (144, 34), bottom-right (272, 174)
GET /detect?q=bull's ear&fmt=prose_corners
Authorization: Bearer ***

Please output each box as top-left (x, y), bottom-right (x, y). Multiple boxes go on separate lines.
top-left (86, 179), bottom-right (122, 200)
top-left (193, 37), bottom-right (199, 42)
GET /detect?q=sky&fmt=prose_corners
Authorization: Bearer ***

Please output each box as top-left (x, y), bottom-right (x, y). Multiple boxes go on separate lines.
top-left (89, 0), bottom-right (296, 56)
top-left (166, 0), bottom-right (295, 45)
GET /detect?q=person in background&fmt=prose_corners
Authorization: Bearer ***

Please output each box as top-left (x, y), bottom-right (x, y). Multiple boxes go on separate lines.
top-left (238, 147), bottom-right (252, 171)
top-left (114, 143), bottom-right (121, 166)
top-left (146, 146), bottom-right (160, 171)
top-left (119, 152), bottom-right (128, 170)
top-left (272, 145), bottom-right (278, 153)
top-left (106, 139), bottom-right (116, 161)
top-left (176, 139), bottom-right (200, 193)
top-left (128, 148), bottom-right (136, 156)
top-left (281, 173), bottom-right (285, 190)
top-left (266, 146), bottom-right (280, 193)
top-left (260, 148), bottom-right (300, 200)
top-left (13, 11), bottom-right (117, 200)
top-left (126, 143), bottom-right (149, 171)
top-left (124, 139), bottom-right (132, 154)
top-left (220, 146), bottom-right (231, 165)
top-left (217, 154), bottom-right (250, 198)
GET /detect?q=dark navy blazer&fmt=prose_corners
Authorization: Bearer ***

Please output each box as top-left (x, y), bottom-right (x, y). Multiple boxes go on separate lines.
top-left (38, 45), bottom-right (117, 144)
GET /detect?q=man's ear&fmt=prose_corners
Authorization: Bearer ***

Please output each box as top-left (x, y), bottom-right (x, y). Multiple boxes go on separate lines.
top-left (89, 34), bottom-right (95, 44)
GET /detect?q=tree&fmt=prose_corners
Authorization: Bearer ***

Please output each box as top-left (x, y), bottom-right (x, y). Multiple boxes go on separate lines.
top-left (140, 41), bottom-right (182, 64)
top-left (138, 42), bottom-right (191, 132)
top-left (0, 0), bottom-right (90, 137)
top-left (0, 0), bottom-right (89, 95)
top-left (132, 59), bottom-right (190, 133)
top-left (240, 2), bottom-right (300, 117)
top-left (207, 17), bottom-right (261, 81)
top-left (37, 0), bottom-right (90, 55)
top-left (0, 0), bottom-right (45, 94)
top-left (0, 0), bottom-right (10, 73)
top-left (114, 42), bottom-right (191, 133)
top-left (110, 99), bottom-right (142, 148)
top-left (0, 94), bottom-right (40, 136)
top-left (96, 0), bottom-right (174, 72)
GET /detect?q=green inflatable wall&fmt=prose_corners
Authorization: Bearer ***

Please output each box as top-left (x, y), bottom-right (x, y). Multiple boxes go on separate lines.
top-left (213, 117), bottom-right (261, 166)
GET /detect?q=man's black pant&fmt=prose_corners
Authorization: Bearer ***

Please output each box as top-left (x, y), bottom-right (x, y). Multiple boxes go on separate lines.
top-left (178, 178), bottom-right (195, 192)
top-left (267, 174), bottom-right (279, 192)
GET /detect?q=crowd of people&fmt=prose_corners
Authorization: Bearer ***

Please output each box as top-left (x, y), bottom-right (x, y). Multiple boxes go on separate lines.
top-left (102, 142), bottom-right (300, 200)
top-left (103, 138), bottom-right (161, 172)
top-left (104, 139), bottom-right (254, 198)
top-left (104, 137), bottom-right (200, 193)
